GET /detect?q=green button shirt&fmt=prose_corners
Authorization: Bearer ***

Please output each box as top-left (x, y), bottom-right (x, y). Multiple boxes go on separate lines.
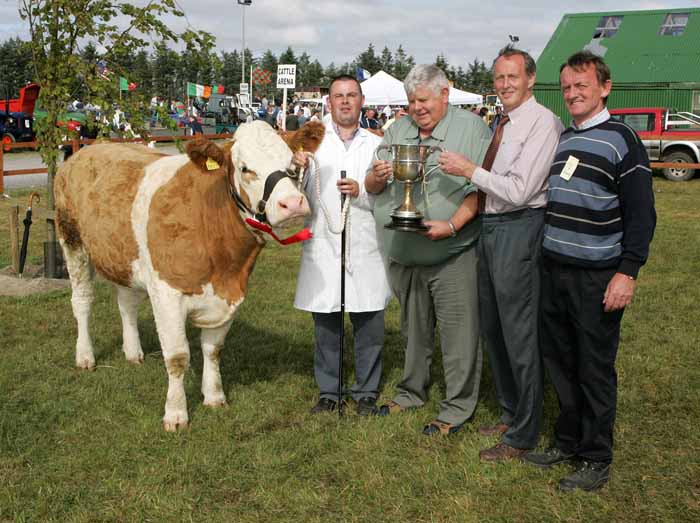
top-left (373, 104), bottom-right (491, 266)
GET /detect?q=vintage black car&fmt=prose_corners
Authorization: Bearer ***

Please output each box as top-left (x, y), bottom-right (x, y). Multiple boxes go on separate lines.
top-left (0, 111), bottom-right (35, 150)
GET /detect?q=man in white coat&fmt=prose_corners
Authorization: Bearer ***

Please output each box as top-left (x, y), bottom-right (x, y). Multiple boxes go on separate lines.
top-left (293, 75), bottom-right (392, 416)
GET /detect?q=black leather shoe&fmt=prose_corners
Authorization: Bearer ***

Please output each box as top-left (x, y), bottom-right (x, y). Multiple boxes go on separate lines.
top-left (356, 397), bottom-right (378, 416)
top-left (522, 447), bottom-right (576, 469)
top-left (558, 460), bottom-right (610, 492)
top-left (310, 397), bottom-right (338, 414)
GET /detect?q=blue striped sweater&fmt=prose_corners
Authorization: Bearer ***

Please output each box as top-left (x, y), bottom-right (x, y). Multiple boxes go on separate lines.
top-left (542, 117), bottom-right (656, 278)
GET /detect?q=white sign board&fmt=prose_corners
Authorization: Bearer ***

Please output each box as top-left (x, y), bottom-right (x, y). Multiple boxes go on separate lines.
top-left (277, 64), bottom-right (296, 89)
top-left (239, 83), bottom-right (249, 95)
top-left (238, 93), bottom-right (251, 107)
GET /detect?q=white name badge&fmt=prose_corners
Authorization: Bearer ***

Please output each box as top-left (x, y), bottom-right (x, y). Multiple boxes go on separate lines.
top-left (560, 155), bottom-right (579, 181)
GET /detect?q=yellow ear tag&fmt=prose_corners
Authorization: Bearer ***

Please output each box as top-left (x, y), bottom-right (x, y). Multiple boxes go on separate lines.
top-left (206, 157), bottom-right (220, 171)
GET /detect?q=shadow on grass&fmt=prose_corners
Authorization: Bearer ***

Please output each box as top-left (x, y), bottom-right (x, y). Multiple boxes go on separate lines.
top-left (76, 282), bottom-right (507, 425)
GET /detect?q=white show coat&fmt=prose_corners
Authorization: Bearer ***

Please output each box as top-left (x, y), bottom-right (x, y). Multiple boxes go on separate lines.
top-left (294, 124), bottom-right (392, 313)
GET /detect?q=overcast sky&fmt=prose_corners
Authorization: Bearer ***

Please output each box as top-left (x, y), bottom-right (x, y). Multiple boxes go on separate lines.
top-left (0, 0), bottom-right (696, 68)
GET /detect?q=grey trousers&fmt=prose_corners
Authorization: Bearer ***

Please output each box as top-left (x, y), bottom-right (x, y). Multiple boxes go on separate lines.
top-left (478, 208), bottom-right (544, 449)
top-left (388, 247), bottom-right (481, 426)
top-left (313, 310), bottom-right (385, 402)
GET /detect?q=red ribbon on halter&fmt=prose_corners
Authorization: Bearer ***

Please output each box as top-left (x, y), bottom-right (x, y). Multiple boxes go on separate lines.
top-left (245, 218), bottom-right (313, 245)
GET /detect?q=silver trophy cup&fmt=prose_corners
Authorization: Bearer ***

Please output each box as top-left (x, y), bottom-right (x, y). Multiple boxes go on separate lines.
top-left (374, 143), bottom-right (443, 231)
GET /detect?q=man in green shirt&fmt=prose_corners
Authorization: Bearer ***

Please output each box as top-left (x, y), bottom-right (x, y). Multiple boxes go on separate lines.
top-left (365, 64), bottom-right (491, 434)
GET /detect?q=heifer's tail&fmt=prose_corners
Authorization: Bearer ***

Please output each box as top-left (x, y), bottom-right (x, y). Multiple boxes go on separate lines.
top-left (56, 207), bottom-right (83, 250)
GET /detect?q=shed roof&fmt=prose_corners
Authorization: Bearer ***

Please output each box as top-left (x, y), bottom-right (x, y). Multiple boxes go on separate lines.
top-left (536, 8), bottom-right (700, 85)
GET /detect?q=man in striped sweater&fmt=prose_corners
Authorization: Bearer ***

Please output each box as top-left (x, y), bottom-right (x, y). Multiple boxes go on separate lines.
top-left (523, 51), bottom-right (656, 492)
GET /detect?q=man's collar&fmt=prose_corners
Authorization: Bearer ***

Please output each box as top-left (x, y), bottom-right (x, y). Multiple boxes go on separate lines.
top-left (331, 120), bottom-right (361, 141)
top-left (430, 104), bottom-right (454, 140)
top-left (572, 107), bottom-right (610, 131)
top-left (407, 103), bottom-right (454, 141)
top-left (504, 95), bottom-right (535, 124)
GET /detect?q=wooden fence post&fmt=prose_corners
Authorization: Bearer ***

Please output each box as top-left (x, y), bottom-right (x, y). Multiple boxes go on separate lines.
top-left (10, 205), bottom-right (20, 273)
top-left (0, 145), bottom-right (4, 195)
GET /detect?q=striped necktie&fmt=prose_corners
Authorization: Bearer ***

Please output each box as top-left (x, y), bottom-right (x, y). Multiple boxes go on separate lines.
top-left (478, 114), bottom-right (510, 213)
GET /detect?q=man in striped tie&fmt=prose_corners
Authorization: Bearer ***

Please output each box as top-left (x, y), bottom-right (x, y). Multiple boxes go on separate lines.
top-left (522, 51), bottom-right (656, 492)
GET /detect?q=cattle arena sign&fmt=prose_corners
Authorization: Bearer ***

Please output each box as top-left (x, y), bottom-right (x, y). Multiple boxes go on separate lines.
top-left (276, 64), bottom-right (296, 89)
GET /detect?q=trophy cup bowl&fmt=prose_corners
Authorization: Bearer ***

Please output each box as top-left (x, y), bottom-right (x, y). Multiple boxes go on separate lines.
top-left (374, 143), bottom-right (443, 231)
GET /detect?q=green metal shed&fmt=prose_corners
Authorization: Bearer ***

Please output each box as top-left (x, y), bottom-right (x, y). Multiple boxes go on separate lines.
top-left (534, 8), bottom-right (700, 124)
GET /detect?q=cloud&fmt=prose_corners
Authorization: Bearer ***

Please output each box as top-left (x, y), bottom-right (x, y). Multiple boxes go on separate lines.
top-left (276, 25), bottom-right (321, 48)
top-left (0, 0), bottom-right (697, 68)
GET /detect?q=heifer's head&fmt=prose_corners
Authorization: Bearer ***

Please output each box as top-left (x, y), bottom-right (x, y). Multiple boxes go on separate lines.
top-left (217, 121), bottom-right (319, 227)
top-left (186, 120), bottom-right (324, 226)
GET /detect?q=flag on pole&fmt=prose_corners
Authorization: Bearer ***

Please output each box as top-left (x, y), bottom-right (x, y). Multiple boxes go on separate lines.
top-left (187, 82), bottom-right (222, 97)
top-left (187, 82), bottom-right (204, 97)
top-left (356, 67), bottom-right (371, 81)
top-left (119, 77), bottom-right (129, 91)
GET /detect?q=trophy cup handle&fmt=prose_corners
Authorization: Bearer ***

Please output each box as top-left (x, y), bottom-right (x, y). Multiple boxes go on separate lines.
top-left (374, 144), bottom-right (392, 162)
top-left (424, 145), bottom-right (445, 179)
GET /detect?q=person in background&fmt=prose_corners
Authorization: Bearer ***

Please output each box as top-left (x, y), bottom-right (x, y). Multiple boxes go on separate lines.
top-left (285, 108), bottom-right (300, 131)
top-left (276, 106), bottom-right (285, 129)
top-left (382, 104), bottom-right (393, 121)
top-left (490, 105), bottom-right (503, 132)
top-left (297, 107), bottom-right (309, 127)
top-left (478, 106), bottom-right (489, 123)
top-left (381, 107), bottom-right (407, 132)
top-left (360, 108), bottom-right (380, 130)
top-left (264, 104), bottom-right (277, 128)
top-left (188, 114), bottom-right (203, 135)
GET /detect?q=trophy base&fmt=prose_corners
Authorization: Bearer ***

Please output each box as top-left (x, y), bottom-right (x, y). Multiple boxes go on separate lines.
top-left (385, 216), bottom-right (429, 232)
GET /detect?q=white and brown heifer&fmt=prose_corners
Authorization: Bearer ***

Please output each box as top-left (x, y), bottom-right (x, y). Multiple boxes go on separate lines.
top-left (55, 121), bottom-right (325, 431)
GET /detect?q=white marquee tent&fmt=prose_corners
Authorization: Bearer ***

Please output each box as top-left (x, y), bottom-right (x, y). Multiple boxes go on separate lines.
top-left (360, 70), bottom-right (482, 107)
top-left (448, 86), bottom-right (484, 106)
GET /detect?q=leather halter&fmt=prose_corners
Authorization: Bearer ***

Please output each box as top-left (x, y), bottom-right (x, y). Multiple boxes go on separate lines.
top-left (229, 166), bottom-right (300, 224)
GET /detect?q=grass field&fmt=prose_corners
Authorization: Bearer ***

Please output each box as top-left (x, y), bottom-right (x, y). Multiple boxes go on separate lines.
top-left (1, 177), bottom-right (699, 522)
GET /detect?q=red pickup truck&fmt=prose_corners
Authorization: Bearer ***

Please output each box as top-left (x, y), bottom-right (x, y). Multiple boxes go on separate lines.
top-left (609, 107), bottom-right (700, 181)
top-left (2, 83), bottom-right (40, 116)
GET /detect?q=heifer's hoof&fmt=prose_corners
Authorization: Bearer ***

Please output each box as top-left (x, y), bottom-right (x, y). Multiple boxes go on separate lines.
top-left (123, 344), bottom-right (144, 364)
top-left (76, 358), bottom-right (96, 371)
top-left (163, 412), bottom-right (189, 432)
top-left (203, 397), bottom-right (228, 408)
top-left (126, 354), bottom-right (145, 365)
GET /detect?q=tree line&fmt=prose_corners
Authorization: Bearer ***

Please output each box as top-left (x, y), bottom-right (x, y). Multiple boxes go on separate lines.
top-left (0, 38), bottom-right (493, 104)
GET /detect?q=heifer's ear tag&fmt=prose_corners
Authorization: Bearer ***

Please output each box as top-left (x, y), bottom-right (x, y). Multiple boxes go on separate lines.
top-left (206, 157), bottom-right (220, 171)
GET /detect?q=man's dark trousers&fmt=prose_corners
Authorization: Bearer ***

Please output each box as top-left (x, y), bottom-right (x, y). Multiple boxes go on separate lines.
top-left (312, 311), bottom-right (384, 402)
top-left (479, 208), bottom-right (544, 449)
top-left (540, 259), bottom-right (624, 464)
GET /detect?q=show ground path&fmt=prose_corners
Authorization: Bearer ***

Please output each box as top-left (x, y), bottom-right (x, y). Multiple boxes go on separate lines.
top-left (2, 143), bottom-right (183, 191)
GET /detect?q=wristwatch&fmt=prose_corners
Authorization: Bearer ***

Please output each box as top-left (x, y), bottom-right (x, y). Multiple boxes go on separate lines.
top-left (447, 220), bottom-right (457, 237)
